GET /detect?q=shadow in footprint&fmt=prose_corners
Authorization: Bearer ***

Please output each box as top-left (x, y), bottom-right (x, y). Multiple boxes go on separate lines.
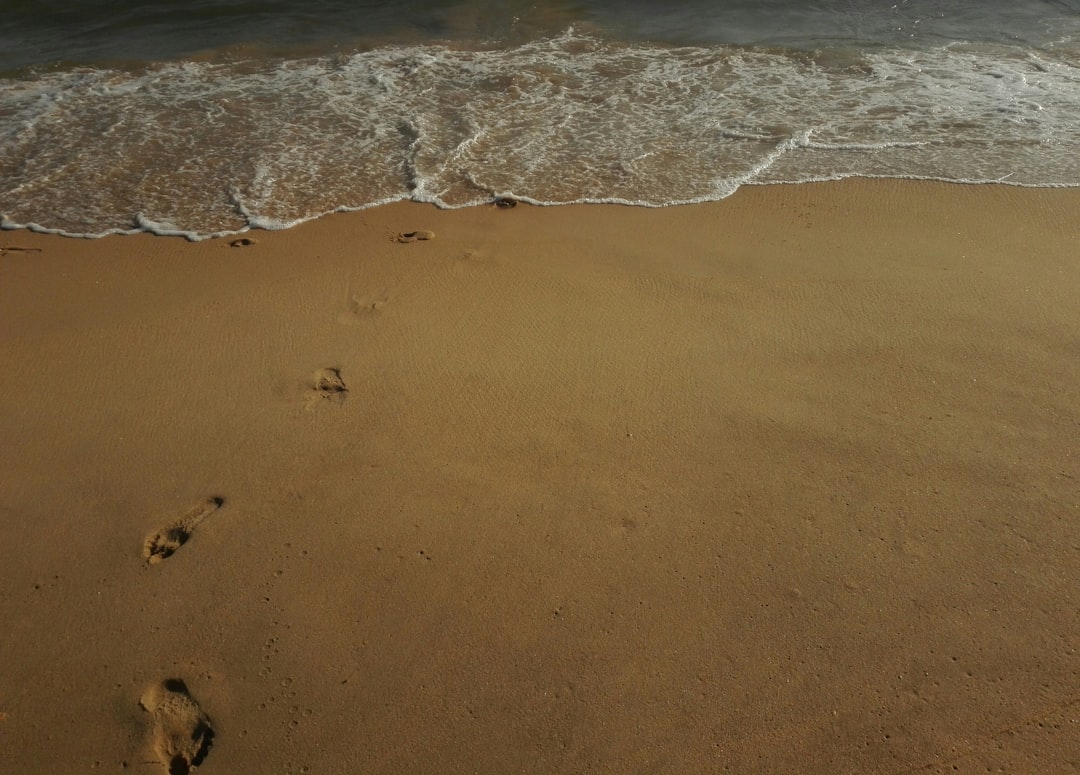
top-left (143, 497), bottom-right (223, 565)
top-left (140, 678), bottom-right (214, 775)
top-left (306, 367), bottom-right (348, 410)
top-left (396, 229), bottom-right (435, 243)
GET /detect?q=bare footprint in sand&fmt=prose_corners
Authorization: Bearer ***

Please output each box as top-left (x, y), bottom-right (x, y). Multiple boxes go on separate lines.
top-left (337, 293), bottom-right (390, 326)
top-left (140, 679), bottom-right (214, 775)
top-left (396, 229), bottom-right (434, 243)
top-left (0, 245), bottom-right (44, 256)
top-left (143, 497), bottom-right (223, 565)
top-left (305, 367), bottom-right (348, 410)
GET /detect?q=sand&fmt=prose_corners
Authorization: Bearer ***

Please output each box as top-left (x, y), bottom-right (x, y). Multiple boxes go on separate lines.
top-left (0, 179), bottom-right (1078, 774)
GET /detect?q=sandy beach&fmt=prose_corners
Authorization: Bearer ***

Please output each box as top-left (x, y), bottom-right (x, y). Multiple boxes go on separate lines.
top-left (0, 179), bottom-right (1077, 774)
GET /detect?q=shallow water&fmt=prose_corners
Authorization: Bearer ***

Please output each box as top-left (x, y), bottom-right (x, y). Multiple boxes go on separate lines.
top-left (5, 0), bottom-right (1078, 71)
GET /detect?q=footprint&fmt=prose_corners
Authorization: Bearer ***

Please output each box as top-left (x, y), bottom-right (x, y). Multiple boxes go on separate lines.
top-left (306, 367), bottom-right (348, 409)
top-left (455, 247), bottom-right (491, 263)
top-left (140, 679), bottom-right (214, 775)
top-left (337, 293), bottom-right (389, 326)
top-left (143, 497), bottom-right (223, 565)
top-left (396, 230), bottom-right (434, 243)
top-left (0, 245), bottom-right (43, 256)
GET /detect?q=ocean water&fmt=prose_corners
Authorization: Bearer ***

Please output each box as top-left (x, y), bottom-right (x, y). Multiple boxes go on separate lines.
top-left (2, 0), bottom-right (1079, 239)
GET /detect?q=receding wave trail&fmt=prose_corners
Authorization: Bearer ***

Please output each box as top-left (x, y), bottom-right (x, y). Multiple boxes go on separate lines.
top-left (2, 31), bottom-right (1079, 240)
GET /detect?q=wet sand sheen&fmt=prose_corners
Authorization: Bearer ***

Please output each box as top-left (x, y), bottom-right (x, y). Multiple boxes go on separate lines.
top-left (0, 179), bottom-right (1078, 773)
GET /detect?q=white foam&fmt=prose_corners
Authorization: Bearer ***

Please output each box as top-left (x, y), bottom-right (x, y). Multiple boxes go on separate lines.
top-left (2, 30), bottom-right (1080, 238)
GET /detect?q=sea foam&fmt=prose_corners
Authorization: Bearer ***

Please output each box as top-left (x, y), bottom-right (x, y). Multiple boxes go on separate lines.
top-left (2, 30), bottom-right (1078, 240)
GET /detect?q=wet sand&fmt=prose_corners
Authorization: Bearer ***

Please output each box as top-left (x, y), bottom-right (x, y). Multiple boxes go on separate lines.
top-left (1, 179), bottom-right (1078, 774)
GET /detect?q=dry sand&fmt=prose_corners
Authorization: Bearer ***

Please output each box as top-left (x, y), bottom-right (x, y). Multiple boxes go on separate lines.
top-left (0, 179), bottom-right (1078, 774)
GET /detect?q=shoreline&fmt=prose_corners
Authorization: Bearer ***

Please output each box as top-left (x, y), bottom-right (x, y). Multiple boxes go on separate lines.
top-left (4, 176), bottom-right (1080, 243)
top-left (2, 179), bottom-right (1078, 773)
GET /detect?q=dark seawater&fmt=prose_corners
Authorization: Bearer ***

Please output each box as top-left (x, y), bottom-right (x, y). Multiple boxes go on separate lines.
top-left (3, 0), bottom-right (1080, 238)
